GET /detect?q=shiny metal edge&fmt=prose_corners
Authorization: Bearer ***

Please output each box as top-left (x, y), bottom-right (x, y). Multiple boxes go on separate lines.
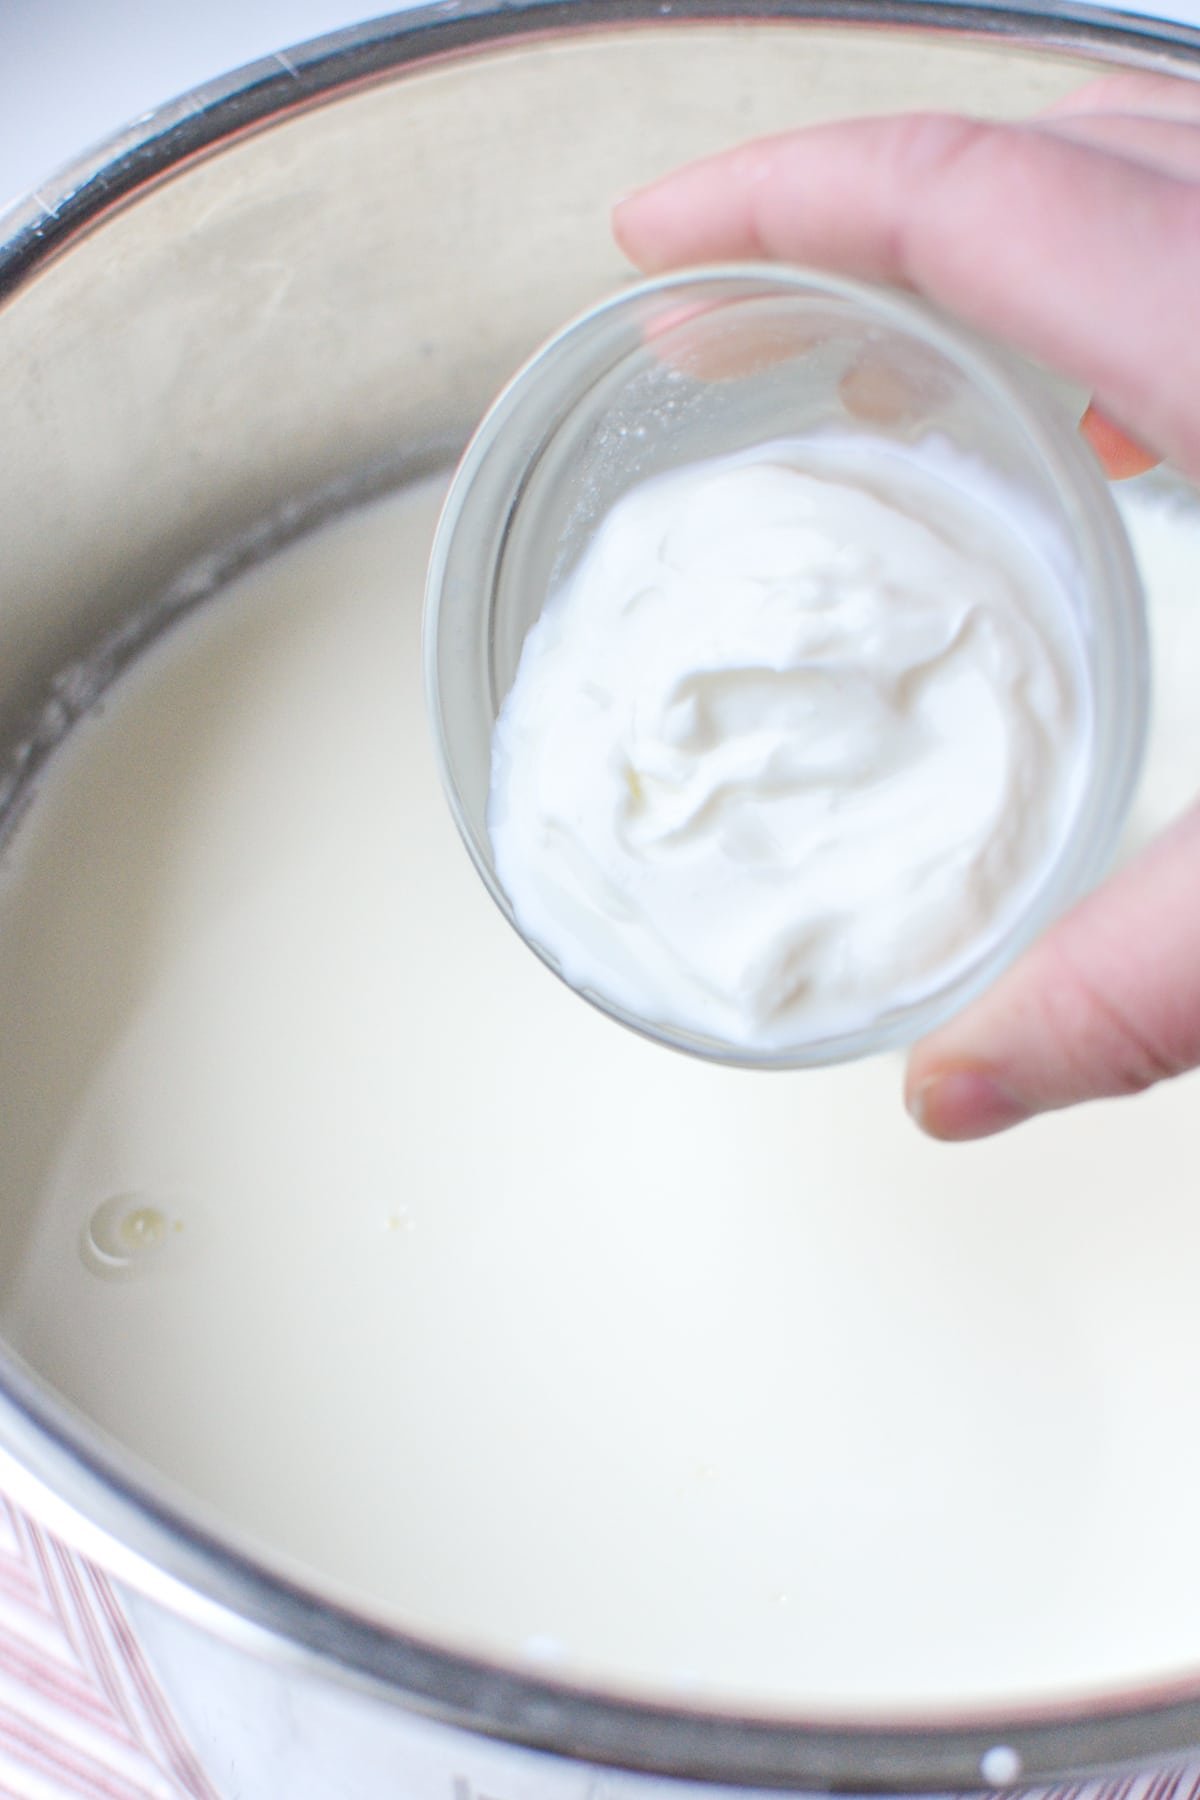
top-left (2, 0), bottom-right (1200, 300)
top-left (3, 1), bottom-right (1200, 1789)
top-left (0, 444), bottom-right (455, 857)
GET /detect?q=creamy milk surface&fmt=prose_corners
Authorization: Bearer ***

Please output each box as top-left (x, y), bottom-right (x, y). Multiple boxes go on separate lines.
top-left (0, 475), bottom-right (1198, 1712)
top-left (490, 444), bottom-right (1085, 1049)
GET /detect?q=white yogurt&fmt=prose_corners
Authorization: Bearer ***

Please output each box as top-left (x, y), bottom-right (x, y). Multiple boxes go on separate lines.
top-left (0, 475), bottom-right (1198, 1715)
top-left (489, 443), bottom-right (1086, 1049)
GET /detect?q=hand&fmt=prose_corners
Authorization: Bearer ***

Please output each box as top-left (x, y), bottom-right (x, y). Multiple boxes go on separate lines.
top-left (614, 76), bottom-right (1200, 1139)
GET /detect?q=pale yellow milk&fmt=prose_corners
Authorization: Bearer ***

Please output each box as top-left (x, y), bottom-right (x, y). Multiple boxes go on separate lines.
top-left (0, 473), bottom-right (1197, 1714)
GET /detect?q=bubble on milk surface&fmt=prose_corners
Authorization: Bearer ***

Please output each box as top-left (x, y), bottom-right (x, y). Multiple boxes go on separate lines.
top-left (80, 1194), bottom-right (181, 1279)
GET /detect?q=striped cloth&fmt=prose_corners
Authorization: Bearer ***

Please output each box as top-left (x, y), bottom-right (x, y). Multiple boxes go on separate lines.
top-left (4, 1486), bottom-right (1200, 1800)
top-left (0, 1497), bottom-right (215, 1800)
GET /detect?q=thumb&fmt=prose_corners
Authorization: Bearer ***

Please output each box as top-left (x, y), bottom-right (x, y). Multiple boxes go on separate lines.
top-left (906, 806), bottom-right (1200, 1141)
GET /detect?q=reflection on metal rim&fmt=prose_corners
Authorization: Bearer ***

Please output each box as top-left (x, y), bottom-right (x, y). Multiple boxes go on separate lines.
top-left (3, 0), bottom-right (1200, 301)
top-left (2, 1), bottom-right (1200, 1789)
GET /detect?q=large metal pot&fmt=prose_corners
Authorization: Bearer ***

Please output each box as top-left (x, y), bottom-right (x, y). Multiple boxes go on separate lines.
top-left (2, 6), bottom-right (1200, 1796)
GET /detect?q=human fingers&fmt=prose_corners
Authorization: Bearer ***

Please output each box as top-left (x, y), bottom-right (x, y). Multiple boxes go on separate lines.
top-left (906, 807), bottom-right (1200, 1141)
top-left (1031, 102), bottom-right (1200, 472)
top-left (613, 114), bottom-right (1200, 479)
top-left (1078, 402), bottom-right (1159, 478)
top-left (1033, 108), bottom-right (1200, 179)
top-left (1041, 69), bottom-right (1200, 121)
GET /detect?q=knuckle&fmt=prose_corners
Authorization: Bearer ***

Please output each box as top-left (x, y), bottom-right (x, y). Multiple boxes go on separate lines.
top-left (877, 114), bottom-right (999, 278)
top-left (885, 111), bottom-right (991, 174)
top-left (1042, 936), bottom-right (1192, 1098)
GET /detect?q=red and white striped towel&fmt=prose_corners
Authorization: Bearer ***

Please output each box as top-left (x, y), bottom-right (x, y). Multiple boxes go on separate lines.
top-left (0, 1496), bottom-right (215, 1800)
top-left (7, 1487), bottom-right (1200, 1800)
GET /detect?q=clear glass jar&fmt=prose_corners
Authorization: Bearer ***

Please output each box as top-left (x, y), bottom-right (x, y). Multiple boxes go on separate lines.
top-left (424, 265), bottom-right (1148, 1068)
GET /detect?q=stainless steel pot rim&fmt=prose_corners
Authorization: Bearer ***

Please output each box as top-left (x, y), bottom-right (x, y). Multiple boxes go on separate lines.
top-left (2, 2), bottom-right (1200, 1789)
top-left (4, 0), bottom-right (1200, 299)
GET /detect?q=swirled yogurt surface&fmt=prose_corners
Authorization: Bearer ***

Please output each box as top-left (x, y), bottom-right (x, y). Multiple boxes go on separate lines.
top-left (488, 442), bottom-right (1087, 1050)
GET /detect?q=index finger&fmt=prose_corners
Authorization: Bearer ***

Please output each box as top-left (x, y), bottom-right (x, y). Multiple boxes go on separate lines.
top-left (613, 113), bottom-right (1200, 480)
top-left (1041, 68), bottom-right (1200, 119)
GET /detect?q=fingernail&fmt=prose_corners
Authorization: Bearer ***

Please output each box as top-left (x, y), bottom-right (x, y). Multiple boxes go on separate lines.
top-left (610, 192), bottom-right (645, 260)
top-left (1078, 401), bottom-right (1161, 482)
top-left (907, 1070), bottom-right (1031, 1142)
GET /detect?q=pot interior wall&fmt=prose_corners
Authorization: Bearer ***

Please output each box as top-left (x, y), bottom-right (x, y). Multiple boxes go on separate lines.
top-left (0, 20), bottom-right (1107, 757)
